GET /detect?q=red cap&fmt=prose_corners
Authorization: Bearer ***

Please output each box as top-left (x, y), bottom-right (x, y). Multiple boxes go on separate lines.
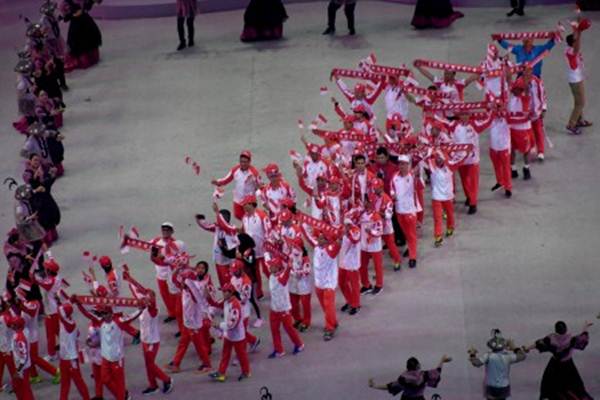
top-left (343, 115), bottom-right (355, 123)
top-left (221, 283), bottom-right (235, 292)
top-left (96, 285), bottom-right (109, 298)
top-left (43, 259), bottom-right (60, 273)
top-left (240, 194), bottom-right (257, 207)
top-left (511, 78), bottom-right (526, 90)
top-left (372, 178), bottom-right (384, 190)
top-left (263, 163), bottom-right (280, 176)
top-left (279, 209), bottom-right (293, 223)
top-left (354, 83), bottom-right (366, 93)
top-left (353, 104), bottom-right (367, 114)
top-left (9, 315), bottom-right (25, 331)
top-left (240, 150), bottom-right (252, 160)
top-left (98, 256), bottom-right (112, 268)
top-left (230, 260), bottom-right (244, 273)
top-left (280, 197), bottom-right (295, 208)
top-left (307, 143), bottom-right (321, 154)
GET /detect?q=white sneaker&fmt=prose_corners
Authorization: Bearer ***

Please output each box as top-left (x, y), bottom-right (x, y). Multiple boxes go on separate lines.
top-left (252, 318), bottom-right (263, 328)
top-left (44, 354), bottom-right (58, 362)
top-left (537, 153), bottom-right (545, 161)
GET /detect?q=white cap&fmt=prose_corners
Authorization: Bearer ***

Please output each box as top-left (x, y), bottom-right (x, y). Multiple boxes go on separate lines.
top-left (397, 154), bottom-right (411, 163)
top-left (161, 221), bottom-right (174, 229)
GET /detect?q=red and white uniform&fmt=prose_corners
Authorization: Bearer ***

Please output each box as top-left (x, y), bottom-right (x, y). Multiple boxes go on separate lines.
top-left (350, 169), bottom-right (376, 206)
top-left (302, 158), bottom-right (329, 190)
top-left (304, 229), bottom-right (340, 332)
top-left (139, 301), bottom-right (171, 390)
top-left (384, 85), bottom-right (409, 120)
top-left (150, 237), bottom-right (187, 282)
top-left (565, 46), bottom-right (584, 83)
top-left (58, 306), bottom-right (90, 400)
top-left (390, 171), bottom-right (421, 260)
top-left (268, 266), bottom-right (304, 354)
top-left (434, 77), bottom-right (466, 103)
top-left (334, 78), bottom-right (385, 119)
top-left (508, 94), bottom-right (533, 154)
top-left (216, 297), bottom-right (250, 376)
top-left (214, 165), bottom-right (262, 205)
top-left (259, 180), bottom-right (297, 218)
top-left (288, 247), bottom-right (312, 296)
top-left (428, 159), bottom-right (457, 239)
top-left (34, 273), bottom-right (63, 358)
top-left (198, 213), bottom-right (239, 267)
top-left (390, 172), bottom-right (421, 215)
top-left (339, 225), bottom-right (361, 308)
top-left (360, 211), bottom-right (383, 253)
top-left (527, 76), bottom-right (548, 155)
top-left (171, 273), bottom-right (213, 369)
top-left (242, 209), bottom-right (271, 258)
top-left (12, 327), bottom-right (34, 400)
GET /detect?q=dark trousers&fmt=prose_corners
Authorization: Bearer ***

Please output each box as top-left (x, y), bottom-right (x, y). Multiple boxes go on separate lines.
top-left (327, 1), bottom-right (355, 31)
top-left (177, 16), bottom-right (195, 44)
top-left (510, 0), bottom-right (525, 11)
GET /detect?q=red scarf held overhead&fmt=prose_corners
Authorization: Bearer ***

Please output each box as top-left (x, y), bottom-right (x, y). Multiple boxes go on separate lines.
top-left (74, 295), bottom-right (146, 308)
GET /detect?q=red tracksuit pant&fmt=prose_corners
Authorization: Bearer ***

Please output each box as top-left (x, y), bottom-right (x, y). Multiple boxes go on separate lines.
top-left (218, 338), bottom-right (250, 376)
top-left (243, 318), bottom-right (257, 347)
top-left (315, 288), bottom-right (337, 332)
top-left (489, 149), bottom-right (512, 191)
top-left (0, 352), bottom-right (16, 392)
top-left (173, 293), bottom-right (184, 334)
top-left (101, 358), bottom-right (126, 400)
top-left (383, 234), bottom-right (401, 264)
top-left (432, 200), bottom-right (455, 238)
top-left (338, 269), bottom-right (360, 308)
top-left (45, 314), bottom-right (59, 357)
top-left (269, 310), bottom-right (303, 353)
top-left (416, 180), bottom-right (425, 224)
top-left (60, 359), bottom-right (90, 400)
top-left (359, 251), bottom-right (384, 289)
top-left (157, 278), bottom-right (176, 318)
top-left (13, 367), bottom-right (33, 400)
top-left (396, 213), bottom-right (418, 260)
top-left (142, 343), bottom-right (170, 388)
top-left (29, 342), bottom-right (57, 377)
top-left (215, 264), bottom-right (231, 288)
top-left (172, 323), bottom-right (212, 367)
top-left (532, 118), bottom-right (545, 154)
top-left (458, 163), bottom-right (480, 206)
top-left (91, 363), bottom-right (103, 398)
top-left (290, 293), bottom-right (311, 327)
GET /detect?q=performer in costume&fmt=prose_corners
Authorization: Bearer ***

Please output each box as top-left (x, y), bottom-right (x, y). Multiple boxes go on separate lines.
top-left (61, 0), bottom-right (102, 71)
top-left (525, 320), bottom-right (593, 400)
top-left (411, 0), bottom-right (463, 30)
top-left (368, 355), bottom-right (452, 398)
top-left (468, 329), bottom-right (527, 400)
top-left (240, 0), bottom-right (288, 42)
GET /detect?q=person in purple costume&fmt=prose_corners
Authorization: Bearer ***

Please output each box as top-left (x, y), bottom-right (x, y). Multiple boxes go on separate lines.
top-left (368, 354), bottom-right (452, 399)
top-left (524, 320), bottom-right (594, 400)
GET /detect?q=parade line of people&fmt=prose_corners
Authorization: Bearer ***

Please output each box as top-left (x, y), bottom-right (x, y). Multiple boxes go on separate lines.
top-left (1, 2), bottom-right (597, 399)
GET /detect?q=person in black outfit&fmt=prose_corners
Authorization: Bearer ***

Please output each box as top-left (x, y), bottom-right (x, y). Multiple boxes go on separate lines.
top-left (507, 0), bottom-right (526, 17)
top-left (240, 0), bottom-right (288, 42)
top-left (323, 0), bottom-right (356, 36)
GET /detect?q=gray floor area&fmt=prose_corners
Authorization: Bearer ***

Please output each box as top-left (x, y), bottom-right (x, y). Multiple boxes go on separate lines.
top-left (1, 2), bottom-right (600, 399)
